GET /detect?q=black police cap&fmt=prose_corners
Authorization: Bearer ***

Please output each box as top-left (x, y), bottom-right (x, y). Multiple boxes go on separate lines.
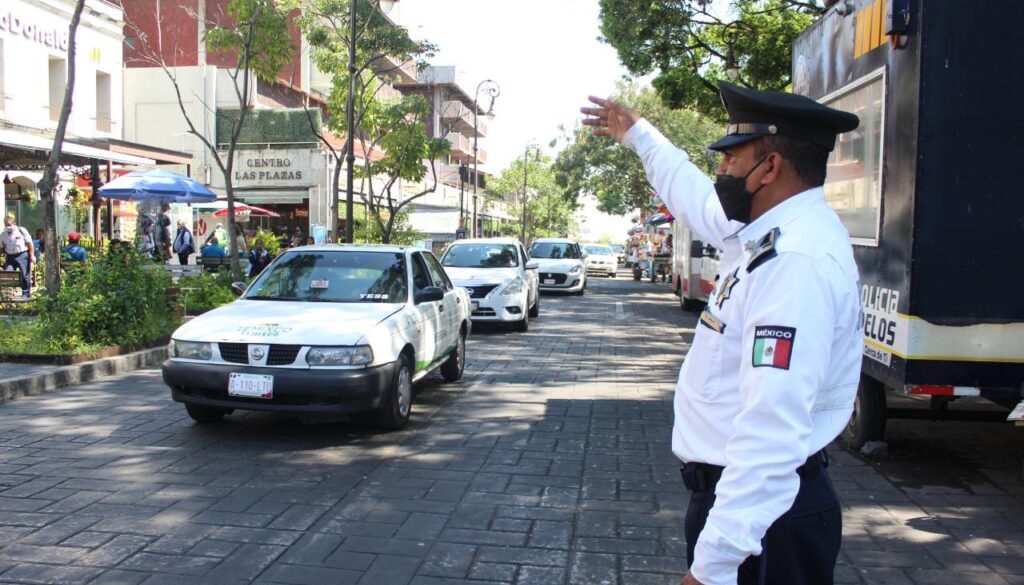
top-left (708, 82), bottom-right (860, 152)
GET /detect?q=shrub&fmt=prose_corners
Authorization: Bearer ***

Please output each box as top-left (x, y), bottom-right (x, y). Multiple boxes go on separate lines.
top-left (39, 245), bottom-right (177, 352)
top-left (179, 271), bottom-right (237, 313)
top-left (251, 229), bottom-right (281, 256)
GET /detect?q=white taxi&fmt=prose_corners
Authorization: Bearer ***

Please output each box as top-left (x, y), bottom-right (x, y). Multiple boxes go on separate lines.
top-left (162, 245), bottom-right (471, 430)
top-left (528, 238), bottom-right (587, 295)
top-left (440, 238), bottom-right (540, 332)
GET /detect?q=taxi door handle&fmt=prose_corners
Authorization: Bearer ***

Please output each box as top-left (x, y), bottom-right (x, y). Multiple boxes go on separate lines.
top-left (438, 304), bottom-right (445, 313)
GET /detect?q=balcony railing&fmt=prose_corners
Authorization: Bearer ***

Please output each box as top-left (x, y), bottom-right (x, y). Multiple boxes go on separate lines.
top-left (440, 101), bottom-right (488, 137)
top-left (96, 113), bottom-right (112, 133)
top-left (375, 54), bottom-right (418, 85)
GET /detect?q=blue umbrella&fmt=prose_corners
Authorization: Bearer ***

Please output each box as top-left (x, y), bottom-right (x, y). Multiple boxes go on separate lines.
top-left (98, 169), bottom-right (216, 203)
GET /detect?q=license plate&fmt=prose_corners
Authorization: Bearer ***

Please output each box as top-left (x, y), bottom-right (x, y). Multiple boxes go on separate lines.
top-left (471, 301), bottom-right (479, 311)
top-left (543, 279), bottom-right (556, 285)
top-left (228, 373), bottom-right (274, 399)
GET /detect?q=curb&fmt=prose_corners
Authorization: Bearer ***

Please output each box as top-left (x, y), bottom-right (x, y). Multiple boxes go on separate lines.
top-left (0, 347), bottom-right (167, 405)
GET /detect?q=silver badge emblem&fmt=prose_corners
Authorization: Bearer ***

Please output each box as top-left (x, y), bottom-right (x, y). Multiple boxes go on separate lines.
top-left (250, 347), bottom-right (265, 360)
top-left (465, 288), bottom-right (475, 296)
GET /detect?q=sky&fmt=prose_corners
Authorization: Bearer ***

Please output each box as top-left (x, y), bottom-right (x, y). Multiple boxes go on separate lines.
top-left (395, 0), bottom-right (630, 173)
top-left (395, 0), bottom-right (635, 239)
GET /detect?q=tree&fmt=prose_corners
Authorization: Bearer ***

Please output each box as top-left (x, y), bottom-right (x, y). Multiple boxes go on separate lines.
top-left (597, 0), bottom-right (823, 118)
top-left (553, 81), bottom-right (720, 219)
top-left (488, 152), bottom-right (576, 245)
top-left (354, 91), bottom-right (451, 244)
top-left (127, 0), bottom-right (295, 280)
top-left (299, 0), bottom-right (436, 242)
top-left (38, 0), bottom-right (87, 298)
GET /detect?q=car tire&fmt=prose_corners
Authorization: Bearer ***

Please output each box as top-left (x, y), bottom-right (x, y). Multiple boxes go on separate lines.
top-left (185, 403), bottom-right (227, 424)
top-left (514, 310), bottom-right (529, 332)
top-left (373, 354), bottom-right (413, 431)
top-left (528, 297), bottom-right (539, 318)
top-left (844, 375), bottom-right (887, 450)
top-left (440, 330), bottom-right (466, 382)
top-left (681, 295), bottom-right (703, 312)
top-left (608, 271), bottom-right (616, 278)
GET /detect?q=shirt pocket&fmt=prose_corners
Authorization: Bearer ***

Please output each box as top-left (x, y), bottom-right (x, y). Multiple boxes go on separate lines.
top-left (684, 322), bottom-right (725, 401)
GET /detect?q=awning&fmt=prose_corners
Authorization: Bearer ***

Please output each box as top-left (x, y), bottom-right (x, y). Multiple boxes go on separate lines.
top-left (0, 128), bottom-right (155, 167)
top-left (233, 189), bottom-right (310, 204)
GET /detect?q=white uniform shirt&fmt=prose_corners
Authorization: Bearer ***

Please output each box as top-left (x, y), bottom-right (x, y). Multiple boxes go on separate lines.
top-left (624, 119), bottom-right (863, 585)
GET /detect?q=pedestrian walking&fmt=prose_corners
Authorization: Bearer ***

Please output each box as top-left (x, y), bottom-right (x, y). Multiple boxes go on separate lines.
top-left (247, 239), bottom-right (271, 279)
top-left (581, 83), bottom-right (862, 585)
top-left (61, 232), bottom-right (87, 262)
top-left (2, 216), bottom-right (36, 297)
top-left (172, 220), bottom-right (195, 265)
top-left (157, 203), bottom-right (172, 263)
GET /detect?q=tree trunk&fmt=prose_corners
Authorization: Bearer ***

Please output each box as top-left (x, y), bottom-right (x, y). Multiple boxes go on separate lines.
top-left (38, 0), bottom-right (86, 298)
top-left (223, 164), bottom-right (243, 282)
top-left (332, 157), bottom-right (344, 241)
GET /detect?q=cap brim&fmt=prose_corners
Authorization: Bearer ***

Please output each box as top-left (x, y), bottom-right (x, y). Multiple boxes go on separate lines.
top-left (707, 133), bottom-right (762, 152)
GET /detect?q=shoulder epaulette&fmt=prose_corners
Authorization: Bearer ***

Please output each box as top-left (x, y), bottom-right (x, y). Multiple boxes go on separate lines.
top-left (746, 227), bottom-right (780, 273)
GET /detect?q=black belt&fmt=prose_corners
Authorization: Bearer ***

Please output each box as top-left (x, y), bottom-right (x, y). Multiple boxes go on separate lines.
top-left (681, 450), bottom-right (828, 493)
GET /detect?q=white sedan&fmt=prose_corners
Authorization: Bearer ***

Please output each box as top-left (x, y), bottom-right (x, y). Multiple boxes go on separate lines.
top-left (440, 238), bottom-right (540, 332)
top-left (162, 245), bottom-right (471, 430)
top-left (582, 244), bottom-right (619, 278)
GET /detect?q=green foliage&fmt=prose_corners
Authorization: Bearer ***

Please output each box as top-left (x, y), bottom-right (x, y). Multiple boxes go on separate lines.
top-left (356, 210), bottom-right (422, 245)
top-left (252, 229), bottom-right (281, 255)
top-left (216, 108), bottom-right (322, 148)
top-left (598, 0), bottom-right (822, 118)
top-left (179, 272), bottom-right (237, 313)
top-left (39, 246), bottom-right (177, 353)
top-left (488, 151), bottom-right (578, 243)
top-left (204, 0), bottom-right (297, 83)
top-left (553, 82), bottom-right (721, 217)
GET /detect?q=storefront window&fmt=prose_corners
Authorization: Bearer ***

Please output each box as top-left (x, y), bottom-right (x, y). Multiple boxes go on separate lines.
top-left (823, 69), bottom-right (885, 246)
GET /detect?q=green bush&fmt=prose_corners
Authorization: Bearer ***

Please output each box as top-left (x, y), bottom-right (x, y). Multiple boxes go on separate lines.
top-left (179, 271), bottom-right (237, 313)
top-left (39, 245), bottom-right (177, 352)
top-left (252, 229), bottom-right (281, 256)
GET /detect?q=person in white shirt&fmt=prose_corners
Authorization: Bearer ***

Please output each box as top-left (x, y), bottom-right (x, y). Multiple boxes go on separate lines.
top-left (2, 216), bottom-right (36, 297)
top-left (581, 82), bottom-right (862, 585)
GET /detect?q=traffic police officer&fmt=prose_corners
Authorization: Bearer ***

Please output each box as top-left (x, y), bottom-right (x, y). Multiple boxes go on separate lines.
top-left (581, 83), bottom-right (863, 585)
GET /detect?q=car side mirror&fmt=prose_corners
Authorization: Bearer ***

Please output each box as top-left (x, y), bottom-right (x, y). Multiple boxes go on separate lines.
top-left (525, 260), bottom-right (539, 270)
top-left (415, 286), bottom-right (444, 304)
top-left (231, 282), bottom-right (247, 296)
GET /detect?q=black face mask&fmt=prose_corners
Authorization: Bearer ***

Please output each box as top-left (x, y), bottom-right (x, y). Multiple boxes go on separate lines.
top-left (714, 155), bottom-right (770, 224)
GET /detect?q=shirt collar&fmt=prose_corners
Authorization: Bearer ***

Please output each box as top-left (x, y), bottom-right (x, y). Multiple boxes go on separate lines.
top-left (736, 186), bottom-right (825, 252)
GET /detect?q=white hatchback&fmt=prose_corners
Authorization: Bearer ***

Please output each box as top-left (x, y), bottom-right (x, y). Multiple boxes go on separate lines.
top-left (162, 245), bottom-right (471, 430)
top-left (528, 238), bottom-right (587, 295)
top-left (440, 238), bottom-right (540, 332)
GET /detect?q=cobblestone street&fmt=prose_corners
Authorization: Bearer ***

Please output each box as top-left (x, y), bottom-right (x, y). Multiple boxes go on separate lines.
top-left (0, 274), bottom-right (1021, 585)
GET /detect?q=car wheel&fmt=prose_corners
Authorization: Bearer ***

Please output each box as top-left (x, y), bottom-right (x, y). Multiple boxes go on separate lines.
top-left (514, 309), bottom-right (529, 332)
top-left (681, 295), bottom-right (703, 312)
top-left (374, 355), bottom-right (413, 431)
top-left (528, 294), bottom-right (539, 317)
top-left (608, 271), bottom-right (616, 278)
top-left (440, 330), bottom-right (466, 382)
top-left (844, 375), bottom-right (887, 449)
top-left (185, 403), bottom-right (227, 424)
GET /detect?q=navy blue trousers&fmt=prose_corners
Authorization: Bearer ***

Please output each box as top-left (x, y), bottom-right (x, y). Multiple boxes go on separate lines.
top-left (4, 252), bottom-right (30, 295)
top-left (684, 466), bottom-right (842, 585)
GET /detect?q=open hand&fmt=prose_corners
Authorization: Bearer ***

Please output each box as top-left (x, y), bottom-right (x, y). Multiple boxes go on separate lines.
top-left (580, 96), bottom-right (642, 143)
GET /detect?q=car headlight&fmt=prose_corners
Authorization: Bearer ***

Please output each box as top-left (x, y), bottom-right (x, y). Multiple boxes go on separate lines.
top-left (306, 345), bottom-right (374, 366)
top-left (500, 277), bottom-right (525, 296)
top-left (170, 340), bottom-right (212, 360)
top-left (569, 265), bottom-right (581, 274)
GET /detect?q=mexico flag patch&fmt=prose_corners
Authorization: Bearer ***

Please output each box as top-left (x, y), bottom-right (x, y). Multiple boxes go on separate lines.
top-left (752, 326), bottom-right (796, 370)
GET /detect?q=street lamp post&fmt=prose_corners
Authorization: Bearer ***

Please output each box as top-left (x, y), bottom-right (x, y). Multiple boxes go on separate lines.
top-left (343, 0), bottom-right (358, 244)
top-left (472, 79), bottom-right (499, 238)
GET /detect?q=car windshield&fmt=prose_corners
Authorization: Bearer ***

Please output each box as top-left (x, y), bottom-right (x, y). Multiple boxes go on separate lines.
top-left (611, 245), bottom-right (624, 253)
top-left (529, 242), bottom-right (580, 259)
top-left (584, 245), bottom-right (614, 256)
top-left (245, 251), bottom-right (407, 303)
top-left (441, 243), bottom-right (519, 268)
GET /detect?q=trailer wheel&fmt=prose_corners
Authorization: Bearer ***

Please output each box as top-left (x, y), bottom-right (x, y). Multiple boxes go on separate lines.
top-left (844, 375), bottom-right (887, 450)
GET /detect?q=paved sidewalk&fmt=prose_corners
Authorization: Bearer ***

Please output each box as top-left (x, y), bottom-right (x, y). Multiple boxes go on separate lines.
top-left (0, 275), bottom-right (1019, 585)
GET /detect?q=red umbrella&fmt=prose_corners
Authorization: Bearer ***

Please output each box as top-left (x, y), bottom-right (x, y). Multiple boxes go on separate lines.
top-left (211, 203), bottom-right (280, 217)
